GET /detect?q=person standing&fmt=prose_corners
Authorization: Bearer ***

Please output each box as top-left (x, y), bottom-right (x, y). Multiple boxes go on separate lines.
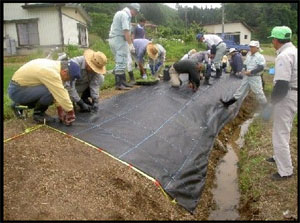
top-left (220, 41), bottom-right (267, 108)
top-left (108, 3), bottom-right (140, 90)
top-left (8, 59), bottom-right (81, 125)
top-left (65, 49), bottom-right (107, 113)
top-left (263, 26), bottom-right (297, 180)
top-left (132, 17), bottom-right (146, 40)
top-left (196, 33), bottom-right (227, 78)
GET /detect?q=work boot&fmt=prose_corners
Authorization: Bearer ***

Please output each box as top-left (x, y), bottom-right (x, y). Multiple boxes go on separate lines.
top-left (266, 157), bottom-right (275, 163)
top-left (11, 102), bottom-right (24, 119)
top-left (115, 74), bottom-right (130, 90)
top-left (271, 172), bottom-right (293, 181)
top-left (220, 97), bottom-right (237, 108)
top-left (128, 71), bottom-right (136, 84)
top-left (121, 73), bottom-right (134, 88)
top-left (203, 78), bottom-right (211, 85)
top-left (33, 103), bottom-right (55, 123)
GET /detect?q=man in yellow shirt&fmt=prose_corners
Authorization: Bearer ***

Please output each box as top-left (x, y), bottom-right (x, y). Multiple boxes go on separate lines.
top-left (8, 59), bottom-right (81, 125)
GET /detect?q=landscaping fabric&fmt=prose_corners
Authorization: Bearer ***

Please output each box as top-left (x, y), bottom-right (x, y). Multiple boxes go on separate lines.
top-left (49, 74), bottom-right (247, 212)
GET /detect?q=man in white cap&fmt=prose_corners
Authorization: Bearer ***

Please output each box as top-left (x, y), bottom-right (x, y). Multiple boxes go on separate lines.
top-left (228, 48), bottom-right (243, 79)
top-left (262, 26), bottom-right (297, 180)
top-left (8, 59), bottom-right (81, 125)
top-left (196, 33), bottom-right (227, 78)
top-left (65, 49), bottom-right (107, 113)
top-left (109, 3), bottom-right (140, 90)
top-left (220, 40), bottom-right (267, 108)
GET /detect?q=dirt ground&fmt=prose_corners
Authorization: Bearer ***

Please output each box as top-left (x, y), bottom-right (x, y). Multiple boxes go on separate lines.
top-left (3, 84), bottom-right (256, 220)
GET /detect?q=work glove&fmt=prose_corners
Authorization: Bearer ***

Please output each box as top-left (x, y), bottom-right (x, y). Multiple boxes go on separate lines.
top-left (261, 103), bottom-right (273, 121)
top-left (77, 99), bottom-right (92, 112)
top-left (64, 110), bottom-right (76, 126)
top-left (57, 106), bottom-right (65, 122)
top-left (129, 43), bottom-right (135, 54)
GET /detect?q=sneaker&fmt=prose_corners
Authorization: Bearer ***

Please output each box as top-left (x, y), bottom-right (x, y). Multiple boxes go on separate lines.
top-left (271, 172), bottom-right (293, 181)
top-left (33, 113), bottom-right (56, 124)
top-left (266, 157), bottom-right (275, 163)
top-left (142, 74), bottom-right (147, 80)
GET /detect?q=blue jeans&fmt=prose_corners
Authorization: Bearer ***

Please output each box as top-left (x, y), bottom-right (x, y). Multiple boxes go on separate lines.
top-left (8, 81), bottom-right (54, 108)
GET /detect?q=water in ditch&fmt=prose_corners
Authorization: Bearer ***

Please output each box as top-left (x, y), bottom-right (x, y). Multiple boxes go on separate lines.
top-left (208, 114), bottom-right (258, 220)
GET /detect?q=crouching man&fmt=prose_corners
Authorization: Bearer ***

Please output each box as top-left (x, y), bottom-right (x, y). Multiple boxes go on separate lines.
top-left (8, 59), bottom-right (81, 125)
top-left (169, 59), bottom-right (203, 92)
top-left (65, 49), bottom-right (107, 113)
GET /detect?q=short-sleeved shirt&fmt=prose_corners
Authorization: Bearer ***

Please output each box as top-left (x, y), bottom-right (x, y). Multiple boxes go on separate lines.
top-left (203, 34), bottom-right (223, 49)
top-left (133, 39), bottom-right (150, 63)
top-left (133, 24), bottom-right (145, 39)
top-left (109, 7), bottom-right (131, 38)
top-left (243, 51), bottom-right (265, 74)
top-left (148, 44), bottom-right (166, 65)
top-left (173, 59), bottom-right (200, 86)
top-left (11, 59), bottom-right (73, 111)
top-left (274, 42), bottom-right (297, 88)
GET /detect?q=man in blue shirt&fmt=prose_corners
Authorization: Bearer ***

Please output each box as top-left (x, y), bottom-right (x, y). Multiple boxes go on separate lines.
top-left (228, 48), bottom-right (244, 79)
top-left (132, 17), bottom-right (146, 39)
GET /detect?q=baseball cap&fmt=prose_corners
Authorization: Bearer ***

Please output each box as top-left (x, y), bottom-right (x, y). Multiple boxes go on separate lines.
top-left (268, 26), bottom-right (292, 39)
top-left (196, 33), bottom-right (204, 40)
top-left (129, 3), bottom-right (140, 12)
top-left (68, 60), bottom-right (81, 80)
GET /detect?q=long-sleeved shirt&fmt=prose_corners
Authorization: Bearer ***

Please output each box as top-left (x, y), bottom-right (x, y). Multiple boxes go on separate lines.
top-left (65, 56), bottom-right (104, 103)
top-left (243, 51), bottom-right (265, 76)
top-left (11, 59), bottom-right (73, 111)
top-left (173, 59), bottom-right (200, 87)
top-left (109, 7), bottom-right (132, 38)
top-left (230, 52), bottom-right (243, 73)
top-left (133, 38), bottom-right (151, 63)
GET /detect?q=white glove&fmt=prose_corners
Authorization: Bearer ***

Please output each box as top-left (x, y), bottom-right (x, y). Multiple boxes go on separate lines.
top-left (129, 43), bottom-right (135, 54)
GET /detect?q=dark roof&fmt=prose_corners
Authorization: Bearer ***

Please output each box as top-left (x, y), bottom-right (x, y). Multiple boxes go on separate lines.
top-left (22, 3), bottom-right (91, 23)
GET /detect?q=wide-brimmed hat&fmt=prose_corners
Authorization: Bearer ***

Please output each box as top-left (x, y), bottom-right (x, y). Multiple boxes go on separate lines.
top-left (84, 49), bottom-right (107, 74)
top-left (146, 43), bottom-right (158, 60)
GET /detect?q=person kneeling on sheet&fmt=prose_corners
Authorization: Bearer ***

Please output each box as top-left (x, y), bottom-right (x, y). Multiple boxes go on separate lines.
top-left (8, 58), bottom-right (81, 125)
top-left (189, 50), bottom-right (215, 85)
top-left (228, 48), bottom-right (244, 79)
top-left (169, 59), bottom-right (203, 92)
top-left (65, 49), bottom-right (107, 113)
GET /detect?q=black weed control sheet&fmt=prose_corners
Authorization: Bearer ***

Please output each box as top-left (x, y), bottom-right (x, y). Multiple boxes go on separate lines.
top-left (49, 74), bottom-right (247, 212)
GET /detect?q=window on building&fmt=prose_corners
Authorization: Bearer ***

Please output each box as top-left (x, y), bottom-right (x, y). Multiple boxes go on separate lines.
top-left (17, 21), bottom-right (39, 46)
top-left (244, 35), bottom-right (248, 39)
top-left (77, 24), bottom-right (87, 46)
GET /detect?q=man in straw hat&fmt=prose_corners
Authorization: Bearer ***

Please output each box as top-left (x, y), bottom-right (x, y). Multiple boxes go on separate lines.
top-left (109, 3), bottom-right (140, 90)
top-left (8, 58), bottom-right (81, 125)
top-left (262, 26), bottom-right (297, 180)
top-left (65, 49), bottom-right (107, 113)
top-left (220, 40), bottom-right (267, 108)
top-left (148, 43), bottom-right (166, 80)
top-left (227, 48), bottom-right (244, 79)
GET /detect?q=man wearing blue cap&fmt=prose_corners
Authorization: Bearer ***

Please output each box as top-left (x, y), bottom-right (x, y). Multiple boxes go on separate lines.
top-left (196, 33), bottom-right (227, 78)
top-left (109, 3), bottom-right (140, 90)
top-left (262, 26), bottom-right (297, 180)
top-left (8, 59), bottom-right (81, 125)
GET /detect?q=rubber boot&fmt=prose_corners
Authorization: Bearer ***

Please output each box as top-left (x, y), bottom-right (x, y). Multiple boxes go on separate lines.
top-left (121, 73), bottom-right (133, 88)
top-left (128, 71), bottom-right (136, 85)
top-left (203, 78), bottom-right (211, 85)
top-left (115, 74), bottom-right (130, 90)
top-left (220, 97), bottom-right (237, 108)
top-left (33, 103), bottom-right (55, 123)
top-left (215, 68), bottom-right (222, 78)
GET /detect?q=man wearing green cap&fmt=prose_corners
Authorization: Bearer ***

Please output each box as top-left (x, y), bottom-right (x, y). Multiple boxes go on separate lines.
top-left (263, 26), bottom-right (297, 180)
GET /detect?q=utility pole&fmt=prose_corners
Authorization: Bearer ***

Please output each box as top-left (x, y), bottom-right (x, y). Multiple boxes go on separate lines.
top-left (221, 3), bottom-right (225, 39)
top-left (185, 7), bottom-right (187, 36)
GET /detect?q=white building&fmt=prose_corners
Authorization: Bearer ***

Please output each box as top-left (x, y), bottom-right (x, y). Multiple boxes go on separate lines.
top-left (3, 3), bottom-right (91, 56)
top-left (203, 22), bottom-right (252, 45)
